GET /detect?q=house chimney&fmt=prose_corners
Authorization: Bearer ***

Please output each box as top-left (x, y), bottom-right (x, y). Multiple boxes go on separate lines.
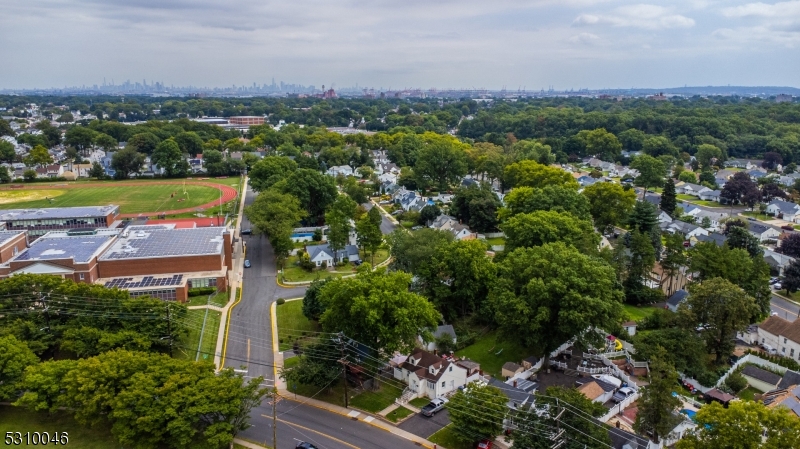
top-left (433, 349), bottom-right (437, 356)
top-left (513, 380), bottom-right (517, 388)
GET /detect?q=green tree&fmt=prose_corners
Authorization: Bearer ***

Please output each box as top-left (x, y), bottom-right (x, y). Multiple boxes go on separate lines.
top-left (451, 184), bottom-right (502, 232)
top-left (22, 169), bottom-right (37, 182)
top-left (582, 182), bottom-right (637, 232)
top-left (280, 169), bottom-right (338, 222)
top-left (784, 259), bottom-right (800, 294)
top-left (633, 328), bottom-right (708, 378)
top-left (0, 166), bottom-right (10, 184)
top-left (125, 132), bottom-right (161, 155)
top-left (0, 119), bottom-right (13, 137)
top-left (634, 347), bottom-right (682, 444)
top-left (419, 239), bottom-right (496, 320)
top-left (419, 204), bottom-right (441, 225)
top-left (88, 161), bottom-right (106, 179)
top-left (661, 178), bottom-right (677, 216)
top-left (93, 133), bottom-right (118, 151)
top-left (174, 131), bottom-right (204, 156)
top-left (726, 226), bottom-right (763, 258)
top-left (627, 200), bottom-right (662, 254)
top-left (318, 267), bottom-right (440, 354)
top-left (325, 209), bottom-right (351, 257)
top-left (356, 209), bottom-right (383, 265)
top-left (643, 136), bottom-right (677, 157)
top-left (25, 145), bottom-right (53, 166)
top-left (447, 383), bottom-right (508, 443)
top-left (413, 134), bottom-right (469, 190)
top-left (151, 139), bottom-right (187, 178)
top-left (0, 335), bottom-right (38, 401)
top-left (631, 154), bottom-right (666, 196)
top-left (501, 210), bottom-right (599, 254)
top-left (678, 170), bottom-right (698, 184)
top-left (244, 190), bottom-right (307, 267)
top-left (0, 140), bottom-right (15, 163)
top-left (680, 278), bottom-right (758, 363)
top-left (111, 147), bottom-right (145, 179)
top-left (677, 400), bottom-right (800, 449)
top-left (280, 344), bottom-right (341, 390)
top-left (64, 126), bottom-right (97, 154)
top-left (388, 228), bottom-right (454, 273)
top-left (581, 128), bottom-right (622, 161)
top-left (302, 278), bottom-right (332, 321)
top-left (625, 230), bottom-right (657, 304)
top-left (249, 156), bottom-right (297, 192)
top-left (491, 242), bottom-right (623, 367)
top-left (695, 144), bottom-right (723, 168)
top-left (504, 160), bottom-right (578, 189)
top-left (500, 185), bottom-right (591, 221)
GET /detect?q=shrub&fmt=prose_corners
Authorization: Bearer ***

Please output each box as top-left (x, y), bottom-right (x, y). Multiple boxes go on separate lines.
top-left (638, 308), bottom-right (677, 330)
top-left (299, 253), bottom-right (315, 272)
top-left (312, 229), bottom-right (323, 241)
top-left (725, 371), bottom-right (747, 393)
top-left (321, 260), bottom-right (328, 269)
top-left (276, 298), bottom-right (285, 305)
top-left (188, 287), bottom-right (216, 297)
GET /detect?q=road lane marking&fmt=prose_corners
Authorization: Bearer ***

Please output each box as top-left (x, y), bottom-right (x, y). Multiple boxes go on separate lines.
top-left (772, 302), bottom-right (797, 315)
top-left (247, 338), bottom-right (251, 364)
top-left (263, 416), bottom-right (361, 449)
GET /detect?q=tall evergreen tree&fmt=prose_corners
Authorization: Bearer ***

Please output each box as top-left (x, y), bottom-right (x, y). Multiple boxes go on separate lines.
top-left (661, 178), bottom-right (677, 217)
top-left (634, 348), bottom-right (682, 444)
top-left (627, 200), bottom-right (662, 256)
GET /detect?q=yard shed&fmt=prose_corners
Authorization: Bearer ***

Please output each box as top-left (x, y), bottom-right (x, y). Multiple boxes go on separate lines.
top-left (742, 365), bottom-right (782, 392)
top-left (704, 388), bottom-right (735, 406)
top-left (502, 361), bottom-right (524, 379)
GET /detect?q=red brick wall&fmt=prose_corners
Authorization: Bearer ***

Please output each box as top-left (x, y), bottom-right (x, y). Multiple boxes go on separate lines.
top-left (98, 254), bottom-right (225, 278)
top-left (0, 234), bottom-right (28, 264)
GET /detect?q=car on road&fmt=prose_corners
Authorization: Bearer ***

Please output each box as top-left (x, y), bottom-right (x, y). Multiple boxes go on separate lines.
top-left (244, 259), bottom-right (251, 268)
top-left (774, 282), bottom-right (782, 290)
top-left (296, 443), bottom-right (319, 449)
top-left (612, 387), bottom-right (635, 403)
top-left (477, 439), bottom-right (493, 449)
top-left (241, 228), bottom-right (252, 235)
top-left (421, 397), bottom-right (448, 417)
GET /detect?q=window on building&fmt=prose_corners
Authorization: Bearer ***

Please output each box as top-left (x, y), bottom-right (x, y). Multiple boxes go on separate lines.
top-left (785, 338), bottom-right (788, 344)
top-left (449, 366), bottom-right (452, 372)
top-left (792, 349), bottom-right (795, 357)
top-left (79, 273), bottom-right (85, 280)
top-left (441, 381), bottom-right (446, 388)
top-left (12, 247), bottom-right (17, 255)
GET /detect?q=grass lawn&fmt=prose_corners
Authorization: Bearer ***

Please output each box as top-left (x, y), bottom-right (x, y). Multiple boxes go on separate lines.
top-left (286, 378), bottom-right (348, 407)
top-left (178, 308), bottom-right (221, 361)
top-left (282, 249), bottom-right (387, 282)
top-left (409, 397), bottom-right (431, 408)
top-left (0, 406), bottom-right (120, 449)
top-left (455, 330), bottom-right (532, 378)
top-left (350, 382), bottom-right (404, 413)
top-left (623, 304), bottom-right (659, 322)
top-left (693, 200), bottom-right (726, 207)
top-left (677, 194), bottom-right (698, 200)
top-left (428, 425), bottom-right (473, 449)
top-left (738, 386), bottom-right (761, 401)
top-left (276, 300), bottom-right (322, 352)
top-left (0, 183), bottom-right (234, 214)
top-left (385, 406), bottom-right (414, 423)
top-left (777, 290), bottom-right (800, 301)
top-left (741, 211), bottom-right (772, 221)
top-left (485, 237), bottom-right (505, 246)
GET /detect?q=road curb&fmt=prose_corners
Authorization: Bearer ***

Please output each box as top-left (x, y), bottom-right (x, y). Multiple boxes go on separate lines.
top-left (774, 291), bottom-right (800, 308)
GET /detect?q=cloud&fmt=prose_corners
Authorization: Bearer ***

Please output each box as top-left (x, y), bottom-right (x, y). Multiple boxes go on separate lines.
top-left (569, 32), bottom-right (601, 44)
top-left (574, 4), bottom-right (695, 29)
top-left (722, 1), bottom-right (800, 18)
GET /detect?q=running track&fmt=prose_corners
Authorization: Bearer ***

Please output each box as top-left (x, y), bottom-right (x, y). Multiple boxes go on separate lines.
top-left (1, 180), bottom-right (239, 218)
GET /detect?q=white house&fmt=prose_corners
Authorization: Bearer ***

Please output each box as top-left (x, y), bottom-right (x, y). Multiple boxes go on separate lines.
top-left (764, 248), bottom-right (795, 276)
top-left (688, 209), bottom-right (728, 232)
top-left (665, 220), bottom-right (709, 239)
top-left (767, 199), bottom-right (800, 223)
top-left (430, 215), bottom-right (475, 240)
top-left (393, 348), bottom-right (468, 400)
top-left (757, 315), bottom-right (800, 361)
top-left (676, 182), bottom-right (710, 196)
top-left (326, 165), bottom-right (354, 177)
top-left (748, 222), bottom-right (781, 242)
top-left (697, 190), bottom-right (722, 202)
top-left (305, 243), bottom-right (360, 267)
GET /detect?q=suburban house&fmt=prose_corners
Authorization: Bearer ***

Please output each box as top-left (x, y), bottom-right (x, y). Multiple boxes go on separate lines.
top-left (577, 175), bottom-right (598, 187)
top-left (657, 211), bottom-right (673, 224)
top-left (666, 289), bottom-right (689, 313)
top-left (692, 232), bottom-right (727, 247)
top-left (393, 188), bottom-right (425, 211)
top-left (762, 384), bottom-right (800, 417)
top-left (34, 164), bottom-right (63, 178)
top-left (326, 165), bottom-right (354, 177)
top-left (664, 220), bottom-right (709, 239)
top-left (715, 177), bottom-right (728, 189)
top-left (748, 169), bottom-right (768, 181)
top-left (429, 215), bottom-right (475, 240)
top-left (687, 209), bottom-right (728, 231)
top-left (576, 377), bottom-right (617, 404)
top-left (305, 243), bottom-right (360, 267)
top-left (421, 324), bottom-right (457, 352)
top-left (697, 190), bottom-right (722, 202)
top-left (767, 199), bottom-right (800, 223)
top-left (380, 180), bottom-right (399, 194)
top-left (757, 315), bottom-right (800, 360)
top-left (763, 248), bottom-right (796, 276)
top-left (676, 182), bottom-right (710, 196)
top-left (725, 159), bottom-right (760, 170)
top-left (748, 222), bottom-right (781, 242)
top-left (375, 162), bottom-right (400, 176)
top-left (378, 172), bottom-right (398, 185)
top-left (393, 348), bottom-right (468, 400)
top-left (741, 365), bottom-right (782, 392)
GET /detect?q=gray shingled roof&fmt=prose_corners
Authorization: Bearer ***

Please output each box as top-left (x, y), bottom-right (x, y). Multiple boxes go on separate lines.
top-left (742, 365), bottom-right (782, 386)
top-left (667, 289), bottom-right (689, 307)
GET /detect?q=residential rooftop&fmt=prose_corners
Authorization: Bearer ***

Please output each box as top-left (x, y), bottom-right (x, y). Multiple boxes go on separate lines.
top-left (0, 205), bottom-right (119, 221)
top-left (99, 226), bottom-right (227, 260)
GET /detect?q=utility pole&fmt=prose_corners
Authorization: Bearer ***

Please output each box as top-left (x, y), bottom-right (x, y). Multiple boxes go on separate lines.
top-left (41, 292), bottom-right (51, 333)
top-left (271, 388), bottom-right (279, 449)
top-left (337, 332), bottom-right (349, 408)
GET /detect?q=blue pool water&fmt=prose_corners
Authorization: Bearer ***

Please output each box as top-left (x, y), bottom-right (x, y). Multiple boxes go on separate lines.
top-left (292, 233), bottom-right (314, 238)
top-left (680, 409), bottom-right (697, 421)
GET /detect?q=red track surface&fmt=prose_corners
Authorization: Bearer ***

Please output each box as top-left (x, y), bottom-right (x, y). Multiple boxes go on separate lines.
top-left (2, 181), bottom-right (238, 218)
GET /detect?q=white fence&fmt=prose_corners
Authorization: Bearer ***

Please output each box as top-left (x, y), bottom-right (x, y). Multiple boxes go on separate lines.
top-left (550, 360), bottom-right (568, 370)
top-left (599, 392), bottom-right (640, 423)
top-left (715, 354), bottom-right (788, 388)
top-left (578, 365), bottom-right (610, 375)
top-left (482, 232), bottom-right (506, 238)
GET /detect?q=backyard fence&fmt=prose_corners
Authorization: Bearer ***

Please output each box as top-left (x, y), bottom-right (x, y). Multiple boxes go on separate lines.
top-left (599, 392), bottom-right (640, 423)
top-left (715, 353), bottom-right (788, 388)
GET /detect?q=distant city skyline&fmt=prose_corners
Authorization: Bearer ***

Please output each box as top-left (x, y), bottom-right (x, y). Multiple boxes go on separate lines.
top-left (1, 0), bottom-right (798, 90)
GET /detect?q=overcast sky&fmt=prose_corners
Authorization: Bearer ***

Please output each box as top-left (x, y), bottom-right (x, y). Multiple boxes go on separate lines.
top-left (1, 0), bottom-right (798, 90)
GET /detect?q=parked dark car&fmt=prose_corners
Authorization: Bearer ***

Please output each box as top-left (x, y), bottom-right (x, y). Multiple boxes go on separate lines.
top-left (421, 398), bottom-right (448, 417)
top-left (296, 443), bottom-right (319, 449)
top-left (241, 228), bottom-right (252, 235)
top-left (244, 259), bottom-right (251, 268)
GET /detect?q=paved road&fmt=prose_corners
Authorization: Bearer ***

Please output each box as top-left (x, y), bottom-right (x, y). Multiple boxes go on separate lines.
top-left (771, 294), bottom-right (800, 322)
top-left (363, 202), bottom-right (397, 235)
top-left (226, 188), bottom-right (417, 449)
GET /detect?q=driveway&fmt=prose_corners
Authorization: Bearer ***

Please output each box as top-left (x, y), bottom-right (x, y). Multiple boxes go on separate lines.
top-left (397, 409), bottom-right (451, 439)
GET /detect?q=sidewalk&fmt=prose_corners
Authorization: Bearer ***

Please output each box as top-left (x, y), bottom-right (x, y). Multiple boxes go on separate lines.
top-left (215, 176), bottom-right (249, 370)
top-left (188, 304), bottom-right (224, 312)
